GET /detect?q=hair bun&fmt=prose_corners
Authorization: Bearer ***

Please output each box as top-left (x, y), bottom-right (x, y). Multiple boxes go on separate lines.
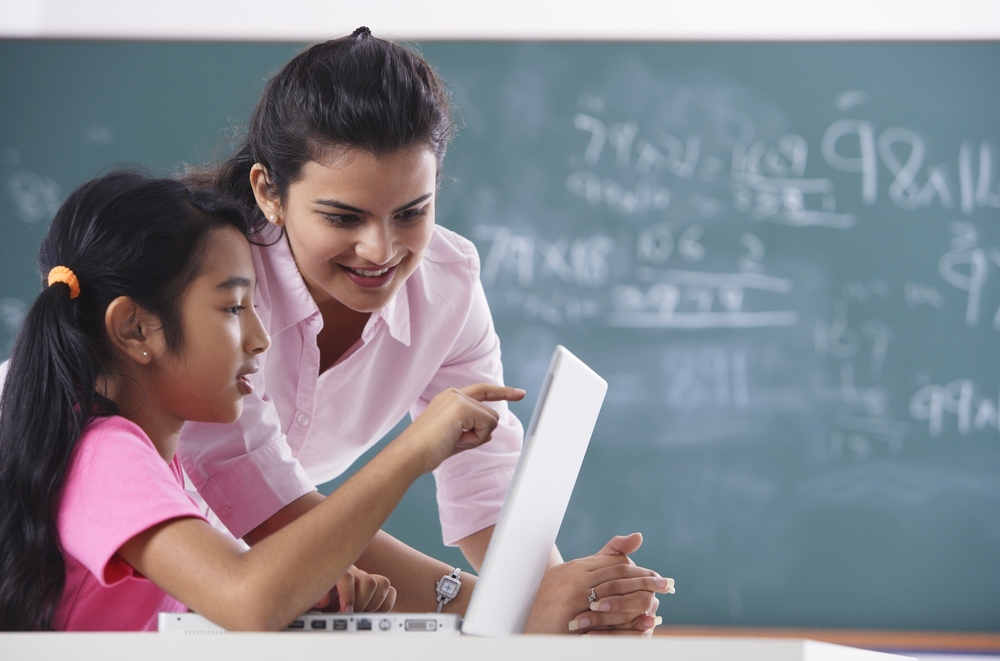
top-left (351, 26), bottom-right (372, 39)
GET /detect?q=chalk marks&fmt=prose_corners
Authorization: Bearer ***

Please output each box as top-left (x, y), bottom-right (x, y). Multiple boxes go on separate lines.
top-left (6, 170), bottom-right (60, 223)
top-left (803, 461), bottom-right (1000, 506)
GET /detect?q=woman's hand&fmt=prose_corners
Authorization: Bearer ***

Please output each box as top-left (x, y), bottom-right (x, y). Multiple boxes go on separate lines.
top-left (523, 533), bottom-right (674, 636)
top-left (399, 384), bottom-right (525, 474)
top-left (311, 565), bottom-right (396, 613)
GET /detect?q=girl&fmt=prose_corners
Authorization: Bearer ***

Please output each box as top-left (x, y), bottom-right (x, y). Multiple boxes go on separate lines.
top-left (182, 27), bottom-right (672, 632)
top-left (0, 171), bottom-right (533, 630)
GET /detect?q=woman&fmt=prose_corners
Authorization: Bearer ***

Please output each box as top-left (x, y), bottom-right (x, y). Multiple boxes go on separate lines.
top-left (181, 27), bottom-right (672, 632)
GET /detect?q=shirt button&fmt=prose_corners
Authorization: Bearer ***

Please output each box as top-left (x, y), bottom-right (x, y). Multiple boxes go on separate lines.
top-left (297, 412), bottom-right (310, 427)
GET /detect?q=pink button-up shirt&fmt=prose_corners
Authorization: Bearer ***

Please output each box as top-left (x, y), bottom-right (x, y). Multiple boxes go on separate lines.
top-left (177, 224), bottom-right (523, 544)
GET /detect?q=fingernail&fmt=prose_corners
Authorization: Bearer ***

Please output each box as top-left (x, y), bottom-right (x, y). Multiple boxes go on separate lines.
top-left (667, 586), bottom-right (675, 594)
top-left (654, 616), bottom-right (663, 626)
top-left (344, 604), bottom-right (353, 613)
top-left (655, 577), bottom-right (675, 590)
top-left (589, 601), bottom-right (611, 612)
top-left (569, 617), bottom-right (590, 631)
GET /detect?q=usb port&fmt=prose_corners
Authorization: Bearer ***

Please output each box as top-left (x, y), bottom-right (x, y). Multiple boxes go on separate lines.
top-left (404, 619), bottom-right (437, 631)
top-left (287, 620), bottom-right (305, 629)
top-left (357, 618), bottom-right (372, 631)
top-left (332, 619), bottom-right (347, 631)
top-left (310, 619), bottom-right (327, 630)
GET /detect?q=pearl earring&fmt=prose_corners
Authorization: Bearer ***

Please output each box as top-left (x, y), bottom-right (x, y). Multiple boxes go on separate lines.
top-left (142, 351), bottom-right (148, 357)
top-left (270, 214), bottom-right (276, 221)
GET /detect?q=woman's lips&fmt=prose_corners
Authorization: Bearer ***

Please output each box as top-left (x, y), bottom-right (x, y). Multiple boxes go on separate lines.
top-left (339, 263), bottom-right (397, 288)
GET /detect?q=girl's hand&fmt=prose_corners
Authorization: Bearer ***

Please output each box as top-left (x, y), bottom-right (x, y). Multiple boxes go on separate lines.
top-left (523, 533), bottom-right (674, 636)
top-left (400, 384), bottom-right (525, 474)
top-left (312, 565), bottom-right (396, 613)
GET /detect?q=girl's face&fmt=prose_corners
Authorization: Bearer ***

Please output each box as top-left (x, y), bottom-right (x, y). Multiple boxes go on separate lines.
top-left (150, 225), bottom-right (270, 425)
top-left (258, 146), bottom-right (438, 314)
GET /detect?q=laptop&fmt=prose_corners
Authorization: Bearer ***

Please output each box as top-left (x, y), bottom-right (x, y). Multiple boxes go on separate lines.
top-left (160, 345), bottom-right (607, 636)
top-left (158, 611), bottom-right (461, 635)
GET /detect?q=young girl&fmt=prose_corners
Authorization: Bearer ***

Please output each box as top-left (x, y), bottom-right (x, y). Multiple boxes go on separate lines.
top-left (0, 171), bottom-right (532, 631)
top-left (182, 27), bottom-right (672, 633)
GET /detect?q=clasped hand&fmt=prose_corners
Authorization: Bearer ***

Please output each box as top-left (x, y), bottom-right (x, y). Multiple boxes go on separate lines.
top-left (525, 532), bottom-right (674, 636)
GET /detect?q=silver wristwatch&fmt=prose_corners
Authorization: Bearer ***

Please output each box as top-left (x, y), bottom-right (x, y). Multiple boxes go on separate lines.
top-left (435, 567), bottom-right (462, 613)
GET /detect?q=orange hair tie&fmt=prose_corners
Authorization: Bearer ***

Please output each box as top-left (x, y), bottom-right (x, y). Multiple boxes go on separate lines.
top-left (47, 266), bottom-right (81, 299)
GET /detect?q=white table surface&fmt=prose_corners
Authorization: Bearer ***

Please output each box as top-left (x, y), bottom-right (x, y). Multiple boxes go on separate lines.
top-left (0, 633), bottom-right (915, 661)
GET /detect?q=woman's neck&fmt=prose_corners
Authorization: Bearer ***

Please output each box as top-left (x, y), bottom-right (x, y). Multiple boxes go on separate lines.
top-left (315, 297), bottom-right (371, 374)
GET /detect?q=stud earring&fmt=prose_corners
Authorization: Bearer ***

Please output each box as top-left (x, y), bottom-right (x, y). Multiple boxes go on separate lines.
top-left (142, 351), bottom-right (148, 357)
top-left (270, 214), bottom-right (276, 221)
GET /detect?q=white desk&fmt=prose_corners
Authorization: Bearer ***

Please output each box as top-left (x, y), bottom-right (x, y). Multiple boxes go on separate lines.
top-left (0, 634), bottom-right (914, 661)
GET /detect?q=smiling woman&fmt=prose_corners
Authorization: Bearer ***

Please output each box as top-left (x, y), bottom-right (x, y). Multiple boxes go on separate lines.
top-left (179, 27), bottom-right (671, 633)
top-left (250, 150), bottom-right (438, 372)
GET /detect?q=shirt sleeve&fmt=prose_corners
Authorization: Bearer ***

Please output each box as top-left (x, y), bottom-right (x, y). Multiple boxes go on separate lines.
top-left (57, 417), bottom-right (208, 586)
top-left (409, 244), bottom-right (524, 547)
top-left (177, 372), bottom-right (316, 541)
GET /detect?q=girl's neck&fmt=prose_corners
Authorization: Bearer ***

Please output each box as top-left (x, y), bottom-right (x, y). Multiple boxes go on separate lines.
top-left (101, 373), bottom-right (181, 464)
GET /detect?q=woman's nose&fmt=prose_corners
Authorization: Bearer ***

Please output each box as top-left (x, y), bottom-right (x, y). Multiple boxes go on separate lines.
top-left (355, 221), bottom-right (394, 265)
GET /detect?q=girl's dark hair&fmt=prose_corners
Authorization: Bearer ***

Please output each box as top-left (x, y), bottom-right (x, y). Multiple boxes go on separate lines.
top-left (0, 170), bottom-right (249, 630)
top-left (195, 28), bottom-right (453, 225)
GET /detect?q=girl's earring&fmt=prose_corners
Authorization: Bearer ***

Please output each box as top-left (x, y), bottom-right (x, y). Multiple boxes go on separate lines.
top-left (142, 351), bottom-right (148, 358)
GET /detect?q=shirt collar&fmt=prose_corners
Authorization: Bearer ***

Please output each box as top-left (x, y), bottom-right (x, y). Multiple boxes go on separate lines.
top-left (371, 274), bottom-right (412, 347)
top-left (255, 224), bottom-right (320, 336)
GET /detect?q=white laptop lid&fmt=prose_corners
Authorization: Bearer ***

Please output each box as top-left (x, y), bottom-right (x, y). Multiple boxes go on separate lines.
top-left (460, 345), bottom-right (608, 637)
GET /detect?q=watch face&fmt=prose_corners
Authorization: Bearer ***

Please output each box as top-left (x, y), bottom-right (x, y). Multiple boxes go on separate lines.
top-left (438, 576), bottom-right (460, 598)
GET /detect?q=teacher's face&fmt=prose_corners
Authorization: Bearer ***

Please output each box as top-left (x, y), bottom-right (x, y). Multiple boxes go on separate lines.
top-left (258, 146), bottom-right (437, 314)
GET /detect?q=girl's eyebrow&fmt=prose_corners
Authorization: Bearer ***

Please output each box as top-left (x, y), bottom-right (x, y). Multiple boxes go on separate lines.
top-left (313, 193), bottom-right (433, 216)
top-left (214, 276), bottom-right (254, 291)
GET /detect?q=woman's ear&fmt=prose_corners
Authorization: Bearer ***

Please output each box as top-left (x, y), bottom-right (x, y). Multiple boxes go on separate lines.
top-left (250, 163), bottom-right (283, 226)
top-left (104, 296), bottom-right (157, 365)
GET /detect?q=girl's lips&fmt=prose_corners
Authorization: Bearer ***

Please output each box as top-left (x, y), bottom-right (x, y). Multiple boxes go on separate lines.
top-left (236, 375), bottom-right (254, 395)
top-left (339, 263), bottom-right (397, 289)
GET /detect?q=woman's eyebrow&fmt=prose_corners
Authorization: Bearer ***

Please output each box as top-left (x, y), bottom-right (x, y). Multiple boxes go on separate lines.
top-left (313, 193), bottom-right (433, 215)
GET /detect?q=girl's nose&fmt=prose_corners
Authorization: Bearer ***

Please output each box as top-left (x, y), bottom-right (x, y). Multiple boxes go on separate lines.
top-left (246, 306), bottom-right (271, 354)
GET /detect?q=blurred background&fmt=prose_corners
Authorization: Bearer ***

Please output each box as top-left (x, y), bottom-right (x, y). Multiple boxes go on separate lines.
top-left (2, 1), bottom-right (998, 656)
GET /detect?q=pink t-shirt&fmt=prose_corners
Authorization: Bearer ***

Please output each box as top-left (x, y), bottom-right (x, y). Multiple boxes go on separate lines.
top-left (55, 415), bottom-right (206, 631)
top-left (179, 225), bottom-right (523, 544)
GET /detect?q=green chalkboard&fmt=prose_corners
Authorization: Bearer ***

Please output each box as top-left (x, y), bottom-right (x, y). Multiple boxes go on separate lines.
top-left (2, 40), bottom-right (998, 633)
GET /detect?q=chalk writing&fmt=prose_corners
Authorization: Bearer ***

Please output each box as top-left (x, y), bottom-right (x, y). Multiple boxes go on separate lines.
top-left (910, 379), bottom-right (1000, 437)
top-left (474, 226), bottom-right (615, 289)
top-left (662, 346), bottom-right (750, 410)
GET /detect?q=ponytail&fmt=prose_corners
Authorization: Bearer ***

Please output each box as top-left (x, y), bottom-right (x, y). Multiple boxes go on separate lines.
top-left (0, 284), bottom-right (112, 629)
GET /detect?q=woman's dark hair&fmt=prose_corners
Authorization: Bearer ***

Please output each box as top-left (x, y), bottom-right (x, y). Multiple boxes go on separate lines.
top-left (0, 170), bottom-right (249, 630)
top-left (195, 27), bottom-right (453, 225)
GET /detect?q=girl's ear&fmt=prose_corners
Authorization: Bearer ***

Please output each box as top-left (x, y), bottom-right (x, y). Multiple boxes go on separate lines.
top-left (104, 296), bottom-right (156, 365)
top-left (249, 163), bottom-right (283, 226)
